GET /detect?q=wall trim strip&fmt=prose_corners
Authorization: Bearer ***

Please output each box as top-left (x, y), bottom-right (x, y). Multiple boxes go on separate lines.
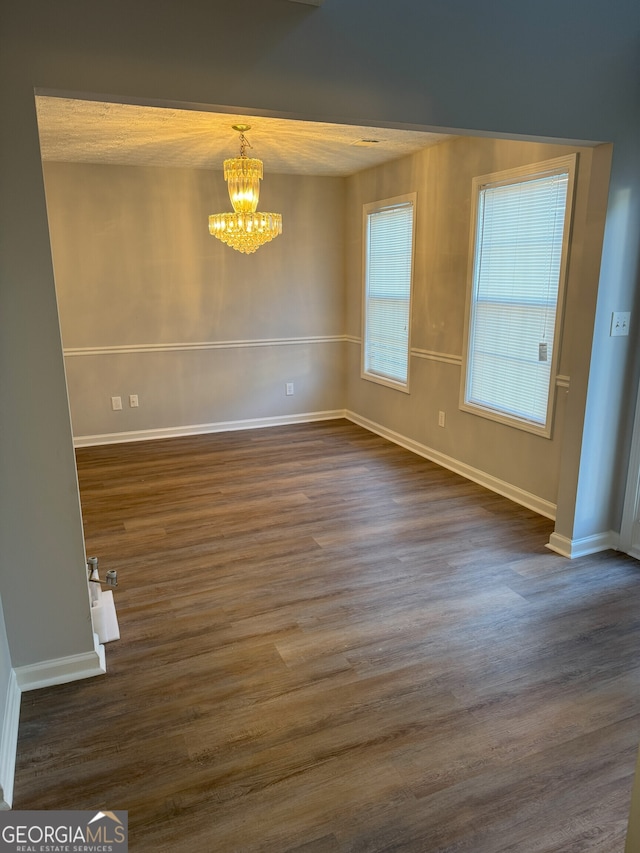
top-left (15, 644), bottom-right (106, 692)
top-left (347, 341), bottom-right (570, 383)
top-left (0, 670), bottom-right (20, 809)
top-left (545, 530), bottom-right (618, 558)
top-left (345, 410), bottom-right (557, 519)
top-left (63, 338), bottom-right (574, 389)
top-left (73, 410), bottom-right (347, 447)
top-left (64, 336), bottom-right (347, 357)
top-left (411, 348), bottom-right (463, 365)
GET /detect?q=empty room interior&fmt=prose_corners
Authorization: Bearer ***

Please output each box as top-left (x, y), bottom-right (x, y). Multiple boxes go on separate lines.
top-left (2, 1), bottom-right (640, 851)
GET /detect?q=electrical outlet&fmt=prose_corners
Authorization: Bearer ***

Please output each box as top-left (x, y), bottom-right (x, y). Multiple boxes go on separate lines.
top-left (611, 311), bottom-right (631, 337)
top-left (111, 396), bottom-right (122, 411)
top-left (129, 394), bottom-right (139, 408)
top-left (286, 382), bottom-right (294, 396)
top-left (438, 411), bottom-right (446, 428)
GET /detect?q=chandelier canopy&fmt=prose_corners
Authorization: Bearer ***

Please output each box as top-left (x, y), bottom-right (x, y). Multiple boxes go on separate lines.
top-left (209, 125), bottom-right (282, 254)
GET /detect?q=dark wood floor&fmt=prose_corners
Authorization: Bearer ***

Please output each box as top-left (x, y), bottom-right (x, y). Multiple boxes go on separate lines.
top-left (13, 420), bottom-right (640, 852)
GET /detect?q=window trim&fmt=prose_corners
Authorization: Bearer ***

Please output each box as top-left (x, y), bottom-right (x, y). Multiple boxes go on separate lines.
top-left (361, 192), bottom-right (417, 393)
top-left (459, 155), bottom-right (577, 437)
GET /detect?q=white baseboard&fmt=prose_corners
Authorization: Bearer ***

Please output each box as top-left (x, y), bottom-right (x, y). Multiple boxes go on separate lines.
top-left (626, 544), bottom-right (640, 561)
top-left (546, 530), bottom-right (619, 559)
top-left (73, 409), bottom-right (347, 447)
top-left (0, 671), bottom-right (20, 809)
top-left (15, 644), bottom-right (106, 692)
top-left (345, 411), bottom-right (556, 519)
top-left (2, 640), bottom-right (106, 806)
top-left (76, 405), bottom-right (558, 519)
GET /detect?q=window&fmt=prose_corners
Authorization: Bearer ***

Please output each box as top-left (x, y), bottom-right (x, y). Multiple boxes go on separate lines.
top-left (362, 194), bottom-right (416, 390)
top-left (461, 156), bottom-right (576, 436)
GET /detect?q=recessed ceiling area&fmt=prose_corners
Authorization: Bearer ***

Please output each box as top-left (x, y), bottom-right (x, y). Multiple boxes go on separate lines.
top-left (35, 96), bottom-right (452, 177)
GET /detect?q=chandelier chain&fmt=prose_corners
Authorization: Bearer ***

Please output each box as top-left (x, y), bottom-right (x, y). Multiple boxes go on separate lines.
top-left (238, 132), bottom-right (251, 158)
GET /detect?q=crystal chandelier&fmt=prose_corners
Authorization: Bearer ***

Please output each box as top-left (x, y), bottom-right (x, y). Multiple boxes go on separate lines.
top-left (209, 124), bottom-right (282, 254)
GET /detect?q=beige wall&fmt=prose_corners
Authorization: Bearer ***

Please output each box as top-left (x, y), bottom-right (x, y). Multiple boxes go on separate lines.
top-left (2, 0), bottom-right (638, 820)
top-left (345, 135), bottom-right (609, 507)
top-left (44, 134), bottom-right (610, 512)
top-left (44, 162), bottom-right (346, 439)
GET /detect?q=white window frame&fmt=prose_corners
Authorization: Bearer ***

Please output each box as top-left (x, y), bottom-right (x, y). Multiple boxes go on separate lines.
top-left (460, 155), bottom-right (577, 437)
top-left (361, 193), bottom-right (416, 392)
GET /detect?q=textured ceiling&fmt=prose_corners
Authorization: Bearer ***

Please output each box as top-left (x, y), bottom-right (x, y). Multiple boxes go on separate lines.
top-left (35, 97), bottom-right (451, 177)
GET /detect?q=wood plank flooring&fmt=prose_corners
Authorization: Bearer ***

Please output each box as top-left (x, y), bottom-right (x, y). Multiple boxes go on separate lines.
top-left (13, 420), bottom-right (640, 852)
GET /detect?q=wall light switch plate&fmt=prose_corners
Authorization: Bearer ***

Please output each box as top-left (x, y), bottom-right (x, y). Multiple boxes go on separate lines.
top-left (611, 311), bottom-right (631, 337)
top-left (111, 396), bottom-right (122, 411)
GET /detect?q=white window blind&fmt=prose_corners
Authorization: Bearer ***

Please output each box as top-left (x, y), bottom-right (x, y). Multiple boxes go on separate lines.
top-left (364, 199), bottom-right (414, 387)
top-left (464, 167), bottom-right (571, 429)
